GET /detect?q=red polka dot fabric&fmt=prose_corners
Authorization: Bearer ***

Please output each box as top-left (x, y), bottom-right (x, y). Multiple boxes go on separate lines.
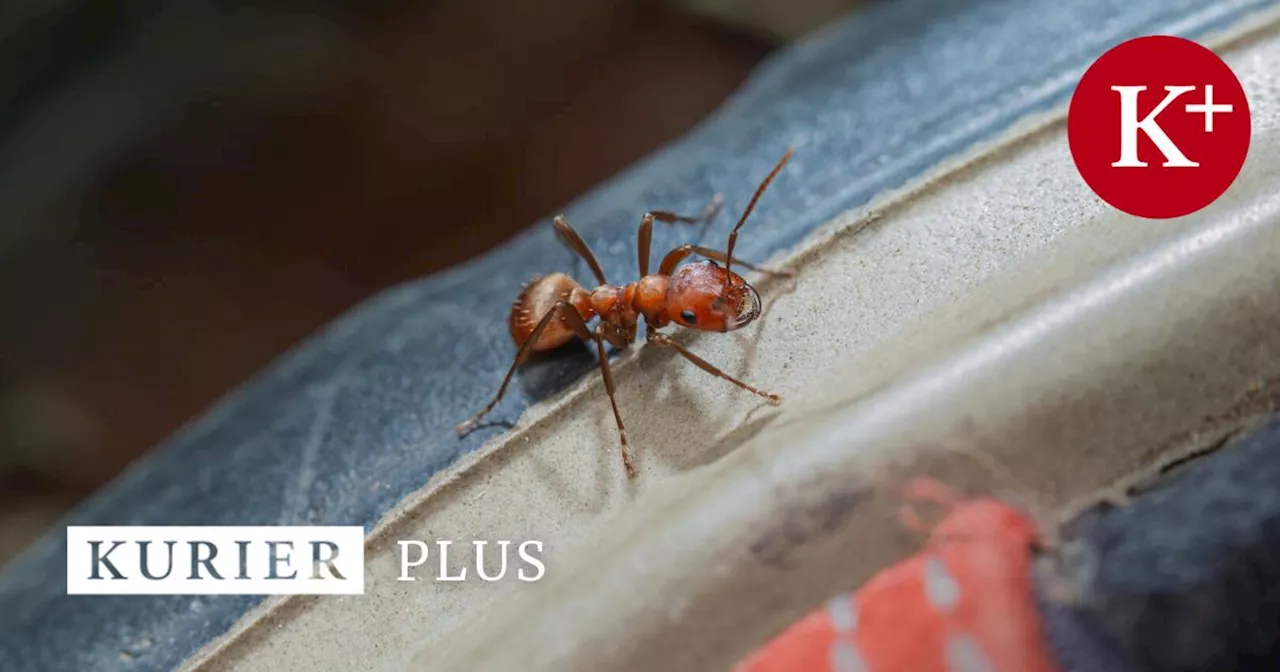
top-left (736, 481), bottom-right (1062, 672)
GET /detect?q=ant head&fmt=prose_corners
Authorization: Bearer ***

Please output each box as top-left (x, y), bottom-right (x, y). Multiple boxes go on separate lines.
top-left (662, 147), bottom-right (791, 333)
top-left (666, 260), bottom-right (761, 332)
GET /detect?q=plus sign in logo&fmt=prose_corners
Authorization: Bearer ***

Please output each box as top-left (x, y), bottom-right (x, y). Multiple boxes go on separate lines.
top-left (1068, 35), bottom-right (1251, 219)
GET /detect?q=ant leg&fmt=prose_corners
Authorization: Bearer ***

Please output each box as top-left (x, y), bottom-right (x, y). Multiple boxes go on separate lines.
top-left (648, 193), bottom-right (724, 225)
top-left (638, 195), bottom-right (724, 277)
top-left (657, 244), bottom-right (793, 278)
top-left (646, 332), bottom-right (782, 405)
top-left (553, 216), bottom-right (608, 286)
top-left (657, 245), bottom-right (696, 276)
top-left (456, 300), bottom-right (587, 436)
top-left (637, 213), bottom-right (656, 278)
top-left (589, 328), bottom-right (637, 478)
top-left (543, 306), bottom-right (636, 477)
top-left (689, 246), bottom-right (794, 277)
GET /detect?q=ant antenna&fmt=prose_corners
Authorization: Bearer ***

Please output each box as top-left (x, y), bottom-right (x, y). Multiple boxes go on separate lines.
top-left (724, 147), bottom-right (793, 285)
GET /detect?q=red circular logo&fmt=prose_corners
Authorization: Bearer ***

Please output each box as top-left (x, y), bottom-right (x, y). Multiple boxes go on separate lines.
top-left (1068, 35), bottom-right (1250, 219)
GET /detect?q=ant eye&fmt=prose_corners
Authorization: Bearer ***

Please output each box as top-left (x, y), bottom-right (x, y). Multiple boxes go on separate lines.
top-left (680, 310), bottom-right (697, 324)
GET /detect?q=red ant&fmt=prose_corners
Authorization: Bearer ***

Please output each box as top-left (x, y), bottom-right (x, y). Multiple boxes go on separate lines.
top-left (456, 148), bottom-right (796, 477)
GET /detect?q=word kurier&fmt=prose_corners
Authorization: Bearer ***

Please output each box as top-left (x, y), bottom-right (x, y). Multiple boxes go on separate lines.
top-left (66, 526), bottom-right (365, 595)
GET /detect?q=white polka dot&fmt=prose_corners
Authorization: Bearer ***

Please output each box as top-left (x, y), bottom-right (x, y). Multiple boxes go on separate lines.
top-left (946, 633), bottom-right (994, 672)
top-left (829, 641), bottom-right (869, 672)
top-left (826, 594), bottom-right (858, 632)
top-left (923, 556), bottom-right (961, 611)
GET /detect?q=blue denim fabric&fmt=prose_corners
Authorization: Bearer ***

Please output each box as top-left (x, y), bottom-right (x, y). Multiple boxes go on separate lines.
top-left (1039, 417), bottom-right (1280, 672)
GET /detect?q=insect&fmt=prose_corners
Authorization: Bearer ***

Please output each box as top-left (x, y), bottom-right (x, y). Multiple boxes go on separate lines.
top-left (734, 478), bottom-right (1063, 672)
top-left (456, 148), bottom-right (797, 477)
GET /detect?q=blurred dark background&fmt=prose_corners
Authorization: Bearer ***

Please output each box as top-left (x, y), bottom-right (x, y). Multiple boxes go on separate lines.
top-left (0, 0), bottom-right (862, 565)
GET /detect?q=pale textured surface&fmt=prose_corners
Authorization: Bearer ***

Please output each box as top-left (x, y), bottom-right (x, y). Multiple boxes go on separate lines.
top-left (192, 12), bottom-right (1280, 672)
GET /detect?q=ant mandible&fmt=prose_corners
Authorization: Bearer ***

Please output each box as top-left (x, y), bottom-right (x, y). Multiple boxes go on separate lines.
top-left (456, 148), bottom-right (796, 478)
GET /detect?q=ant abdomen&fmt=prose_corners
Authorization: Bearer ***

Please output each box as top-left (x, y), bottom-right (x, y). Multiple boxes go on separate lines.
top-left (509, 272), bottom-right (592, 350)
